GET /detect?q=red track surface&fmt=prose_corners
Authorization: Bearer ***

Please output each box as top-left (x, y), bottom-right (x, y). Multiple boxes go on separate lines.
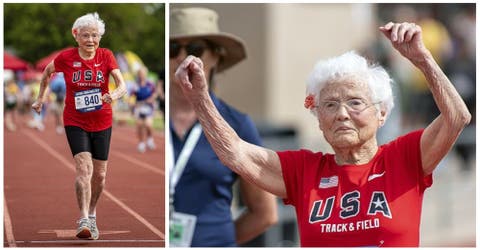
top-left (4, 114), bottom-right (165, 247)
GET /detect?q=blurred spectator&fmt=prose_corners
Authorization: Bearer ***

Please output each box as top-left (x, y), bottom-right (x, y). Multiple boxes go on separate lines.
top-left (28, 75), bottom-right (47, 131)
top-left (132, 67), bottom-right (157, 153)
top-left (20, 77), bottom-right (34, 115)
top-left (49, 72), bottom-right (66, 134)
top-left (449, 6), bottom-right (475, 61)
top-left (4, 78), bottom-right (21, 131)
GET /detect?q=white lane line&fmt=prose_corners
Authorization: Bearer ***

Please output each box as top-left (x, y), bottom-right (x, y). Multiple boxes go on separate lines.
top-left (22, 130), bottom-right (165, 239)
top-left (4, 197), bottom-right (17, 247)
top-left (110, 151), bottom-right (164, 175)
top-left (102, 190), bottom-right (165, 239)
top-left (38, 229), bottom-right (130, 237)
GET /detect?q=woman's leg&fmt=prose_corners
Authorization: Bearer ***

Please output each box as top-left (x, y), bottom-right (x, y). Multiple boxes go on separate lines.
top-left (89, 159), bottom-right (107, 216)
top-left (73, 152), bottom-right (94, 219)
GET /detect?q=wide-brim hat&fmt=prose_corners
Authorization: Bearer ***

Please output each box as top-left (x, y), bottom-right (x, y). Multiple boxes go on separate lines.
top-left (170, 7), bottom-right (247, 72)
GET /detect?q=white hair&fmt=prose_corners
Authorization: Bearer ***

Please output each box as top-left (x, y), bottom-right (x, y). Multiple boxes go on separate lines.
top-left (306, 51), bottom-right (394, 118)
top-left (72, 12), bottom-right (105, 38)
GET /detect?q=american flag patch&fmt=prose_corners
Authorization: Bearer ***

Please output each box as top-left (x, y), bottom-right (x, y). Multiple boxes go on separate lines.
top-left (319, 176), bottom-right (338, 189)
top-left (73, 62), bottom-right (81, 67)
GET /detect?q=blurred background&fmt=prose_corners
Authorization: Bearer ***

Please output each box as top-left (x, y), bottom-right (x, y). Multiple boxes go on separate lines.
top-left (171, 3), bottom-right (476, 247)
top-left (4, 3), bottom-right (165, 136)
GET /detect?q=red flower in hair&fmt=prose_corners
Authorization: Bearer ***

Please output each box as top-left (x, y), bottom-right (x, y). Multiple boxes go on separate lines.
top-left (304, 94), bottom-right (316, 110)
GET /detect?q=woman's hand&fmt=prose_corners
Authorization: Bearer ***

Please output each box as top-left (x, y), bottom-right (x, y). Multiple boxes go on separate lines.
top-left (31, 100), bottom-right (43, 114)
top-left (379, 22), bottom-right (430, 65)
top-left (174, 55), bottom-right (208, 101)
top-left (102, 93), bottom-right (113, 104)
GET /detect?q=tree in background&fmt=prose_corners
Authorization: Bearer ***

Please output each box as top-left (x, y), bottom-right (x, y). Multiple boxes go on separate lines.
top-left (4, 3), bottom-right (165, 74)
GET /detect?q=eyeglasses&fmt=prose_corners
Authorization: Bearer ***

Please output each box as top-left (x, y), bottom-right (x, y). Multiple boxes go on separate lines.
top-left (170, 40), bottom-right (222, 58)
top-left (319, 99), bottom-right (381, 114)
top-left (79, 33), bottom-right (101, 41)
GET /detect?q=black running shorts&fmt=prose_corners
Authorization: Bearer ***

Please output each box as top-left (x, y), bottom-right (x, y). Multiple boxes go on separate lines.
top-left (65, 126), bottom-right (112, 161)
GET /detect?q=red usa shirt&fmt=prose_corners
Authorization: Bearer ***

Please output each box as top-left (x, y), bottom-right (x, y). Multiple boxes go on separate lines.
top-left (278, 130), bottom-right (432, 247)
top-left (54, 47), bottom-right (118, 132)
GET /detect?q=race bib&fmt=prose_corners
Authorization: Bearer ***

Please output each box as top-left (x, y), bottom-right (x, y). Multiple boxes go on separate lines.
top-left (75, 88), bottom-right (103, 112)
top-left (169, 212), bottom-right (196, 247)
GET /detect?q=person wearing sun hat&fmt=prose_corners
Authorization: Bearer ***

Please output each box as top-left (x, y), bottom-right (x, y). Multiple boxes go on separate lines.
top-left (169, 7), bottom-right (278, 247)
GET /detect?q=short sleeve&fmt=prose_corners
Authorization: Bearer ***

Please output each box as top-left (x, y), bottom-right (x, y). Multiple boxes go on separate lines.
top-left (104, 49), bottom-right (119, 71)
top-left (276, 150), bottom-right (312, 206)
top-left (53, 51), bottom-right (66, 73)
top-left (386, 129), bottom-right (432, 192)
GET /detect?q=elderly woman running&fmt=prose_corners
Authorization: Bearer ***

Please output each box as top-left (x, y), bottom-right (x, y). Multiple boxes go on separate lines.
top-left (175, 21), bottom-right (471, 247)
top-left (32, 12), bottom-right (127, 240)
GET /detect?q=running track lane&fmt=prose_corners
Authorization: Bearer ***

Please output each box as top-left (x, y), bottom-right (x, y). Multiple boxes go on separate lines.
top-left (4, 119), bottom-right (165, 247)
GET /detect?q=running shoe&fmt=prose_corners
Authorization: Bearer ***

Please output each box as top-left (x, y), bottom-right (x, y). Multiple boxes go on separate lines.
top-left (138, 142), bottom-right (146, 153)
top-left (5, 122), bottom-right (16, 132)
top-left (147, 137), bottom-right (156, 150)
top-left (37, 122), bottom-right (45, 131)
top-left (89, 216), bottom-right (99, 240)
top-left (56, 126), bottom-right (64, 134)
top-left (76, 218), bottom-right (91, 239)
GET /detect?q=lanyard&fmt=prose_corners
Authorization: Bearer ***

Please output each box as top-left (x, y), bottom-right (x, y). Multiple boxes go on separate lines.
top-left (169, 123), bottom-right (203, 205)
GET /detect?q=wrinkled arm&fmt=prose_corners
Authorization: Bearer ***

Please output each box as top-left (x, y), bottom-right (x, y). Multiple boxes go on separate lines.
top-left (175, 55), bottom-right (287, 198)
top-left (32, 61), bottom-right (55, 113)
top-left (38, 62), bottom-right (55, 101)
top-left (380, 22), bottom-right (471, 175)
top-left (104, 69), bottom-right (127, 103)
top-left (415, 55), bottom-right (471, 175)
top-left (235, 178), bottom-right (278, 244)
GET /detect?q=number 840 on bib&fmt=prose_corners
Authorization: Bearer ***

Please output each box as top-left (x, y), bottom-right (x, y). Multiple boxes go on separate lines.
top-left (75, 88), bottom-right (103, 112)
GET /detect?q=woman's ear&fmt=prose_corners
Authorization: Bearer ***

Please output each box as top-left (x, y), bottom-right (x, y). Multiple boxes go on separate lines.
top-left (72, 28), bottom-right (78, 39)
top-left (378, 109), bottom-right (387, 127)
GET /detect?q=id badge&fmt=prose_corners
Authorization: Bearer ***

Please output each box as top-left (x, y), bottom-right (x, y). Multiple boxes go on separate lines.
top-left (75, 88), bottom-right (103, 112)
top-left (169, 211), bottom-right (196, 247)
